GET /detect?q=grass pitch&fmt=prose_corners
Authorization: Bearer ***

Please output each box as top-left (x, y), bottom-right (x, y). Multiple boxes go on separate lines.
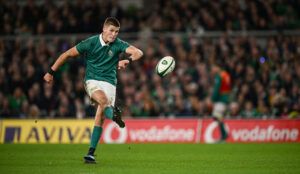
top-left (0, 143), bottom-right (299, 174)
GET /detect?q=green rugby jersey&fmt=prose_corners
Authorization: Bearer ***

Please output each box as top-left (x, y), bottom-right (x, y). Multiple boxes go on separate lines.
top-left (76, 34), bottom-right (129, 86)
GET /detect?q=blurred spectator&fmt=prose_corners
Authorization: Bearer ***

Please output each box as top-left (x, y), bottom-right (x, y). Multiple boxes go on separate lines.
top-left (240, 101), bottom-right (260, 118)
top-left (1, 0), bottom-right (300, 35)
top-left (0, 95), bottom-right (12, 117)
top-left (8, 87), bottom-right (27, 117)
top-left (228, 102), bottom-right (240, 118)
top-left (28, 104), bottom-right (40, 119)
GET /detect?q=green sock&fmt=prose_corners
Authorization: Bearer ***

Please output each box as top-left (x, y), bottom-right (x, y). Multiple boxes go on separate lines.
top-left (104, 106), bottom-right (113, 120)
top-left (219, 122), bottom-right (228, 139)
top-left (90, 126), bottom-right (103, 149)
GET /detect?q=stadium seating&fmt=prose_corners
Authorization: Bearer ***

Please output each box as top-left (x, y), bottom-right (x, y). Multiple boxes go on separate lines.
top-left (0, 0), bottom-right (299, 119)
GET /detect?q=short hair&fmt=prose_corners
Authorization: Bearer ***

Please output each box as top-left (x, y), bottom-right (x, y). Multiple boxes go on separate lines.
top-left (104, 17), bottom-right (120, 27)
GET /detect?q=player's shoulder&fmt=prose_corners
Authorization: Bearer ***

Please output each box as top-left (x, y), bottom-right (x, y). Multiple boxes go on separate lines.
top-left (114, 37), bottom-right (128, 45)
top-left (115, 37), bottom-right (122, 41)
top-left (80, 35), bottom-right (98, 47)
top-left (85, 35), bottom-right (99, 42)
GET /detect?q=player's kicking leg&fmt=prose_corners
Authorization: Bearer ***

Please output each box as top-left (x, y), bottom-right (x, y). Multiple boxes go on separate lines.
top-left (84, 89), bottom-right (125, 163)
top-left (101, 104), bottom-right (125, 128)
top-left (112, 105), bottom-right (125, 128)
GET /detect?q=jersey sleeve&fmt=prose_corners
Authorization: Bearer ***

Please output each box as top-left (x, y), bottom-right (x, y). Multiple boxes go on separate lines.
top-left (76, 37), bottom-right (93, 54)
top-left (117, 39), bottom-right (130, 52)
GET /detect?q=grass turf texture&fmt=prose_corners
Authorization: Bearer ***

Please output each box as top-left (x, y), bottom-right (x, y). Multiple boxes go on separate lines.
top-left (0, 144), bottom-right (299, 174)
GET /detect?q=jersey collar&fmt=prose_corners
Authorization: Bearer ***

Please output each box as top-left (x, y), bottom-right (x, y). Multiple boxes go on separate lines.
top-left (99, 34), bottom-right (109, 46)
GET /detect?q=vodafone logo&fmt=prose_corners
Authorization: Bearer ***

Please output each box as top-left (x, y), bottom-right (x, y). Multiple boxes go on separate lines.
top-left (203, 121), bottom-right (229, 143)
top-left (129, 126), bottom-right (195, 142)
top-left (103, 122), bottom-right (196, 143)
top-left (103, 122), bottom-right (128, 143)
top-left (231, 125), bottom-right (299, 142)
top-left (204, 122), bottom-right (218, 143)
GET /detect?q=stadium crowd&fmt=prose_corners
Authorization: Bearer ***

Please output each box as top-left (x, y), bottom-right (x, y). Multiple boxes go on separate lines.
top-left (1, 0), bottom-right (300, 35)
top-left (0, 0), bottom-right (299, 119)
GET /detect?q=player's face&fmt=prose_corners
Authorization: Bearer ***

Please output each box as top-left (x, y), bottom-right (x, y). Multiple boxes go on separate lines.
top-left (103, 25), bottom-right (120, 43)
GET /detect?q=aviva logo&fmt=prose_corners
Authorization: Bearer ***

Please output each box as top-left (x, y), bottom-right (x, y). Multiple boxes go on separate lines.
top-left (0, 120), bottom-right (94, 144)
top-left (4, 127), bottom-right (21, 143)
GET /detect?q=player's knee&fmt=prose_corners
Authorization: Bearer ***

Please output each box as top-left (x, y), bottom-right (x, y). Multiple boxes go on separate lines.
top-left (95, 95), bottom-right (109, 107)
top-left (99, 99), bottom-right (108, 107)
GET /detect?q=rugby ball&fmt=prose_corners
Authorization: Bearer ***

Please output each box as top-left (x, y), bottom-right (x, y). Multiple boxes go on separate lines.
top-left (155, 56), bottom-right (175, 77)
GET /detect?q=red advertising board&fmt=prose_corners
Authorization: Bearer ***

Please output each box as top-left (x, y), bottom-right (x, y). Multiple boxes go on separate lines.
top-left (1, 119), bottom-right (299, 144)
top-left (201, 119), bottom-right (300, 143)
top-left (101, 119), bottom-right (200, 143)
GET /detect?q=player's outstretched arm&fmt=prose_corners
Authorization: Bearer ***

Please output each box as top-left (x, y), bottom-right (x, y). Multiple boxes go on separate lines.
top-left (118, 46), bottom-right (143, 69)
top-left (125, 45), bottom-right (143, 61)
top-left (44, 47), bottom-right (79, 83)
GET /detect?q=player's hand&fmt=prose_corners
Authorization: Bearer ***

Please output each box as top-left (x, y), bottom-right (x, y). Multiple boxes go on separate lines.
top-left (44, 73), bottom-right (54, 83)
top-left (118, 60), bottom-right (129, 69)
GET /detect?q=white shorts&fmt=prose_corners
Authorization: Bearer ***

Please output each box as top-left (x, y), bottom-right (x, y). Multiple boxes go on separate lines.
top-left (84, 80), bottom-right (116, 106)
top-left (212, 102), bottom-right (227, 119)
